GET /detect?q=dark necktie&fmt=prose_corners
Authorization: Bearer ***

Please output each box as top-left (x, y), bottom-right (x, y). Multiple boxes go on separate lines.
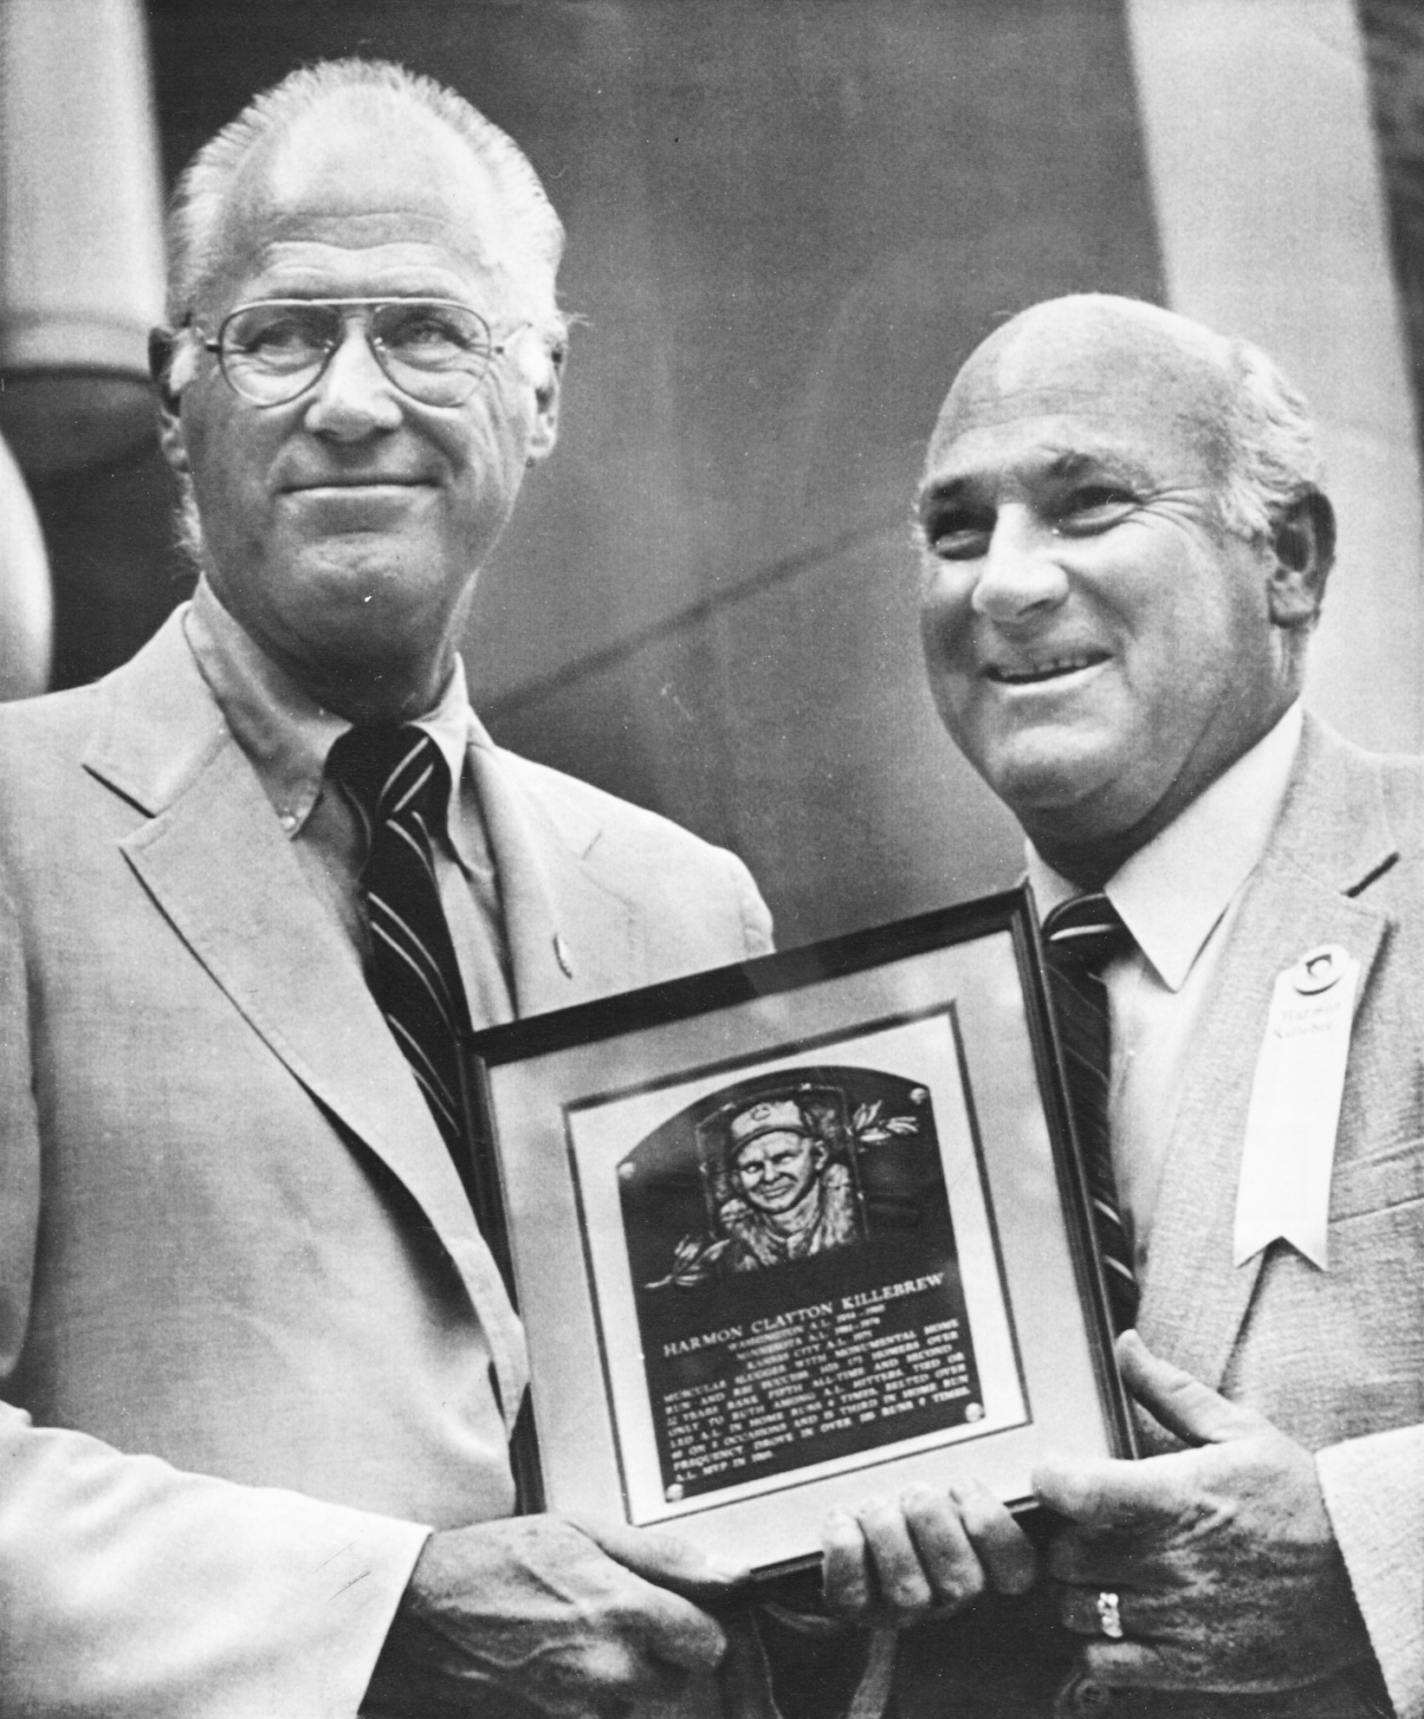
top-left (327, 726), bottom-right (475, 1191)
top-left (1041, 892), bottom-right (1140, 1334)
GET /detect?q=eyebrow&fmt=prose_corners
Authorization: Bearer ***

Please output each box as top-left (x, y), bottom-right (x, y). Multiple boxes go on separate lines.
top-left (916, 446), bottom-right (1155, 515)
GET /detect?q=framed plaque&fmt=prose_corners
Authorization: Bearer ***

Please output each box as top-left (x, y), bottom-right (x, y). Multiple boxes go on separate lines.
top-left (464, 886), bottom-right (1135, 1580)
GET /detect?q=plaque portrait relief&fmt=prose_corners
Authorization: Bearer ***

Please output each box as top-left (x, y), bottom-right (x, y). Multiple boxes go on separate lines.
top-left (619, 1066), bottom-right (987, 1505)
top-left (646, 1084), bottom-right (871, 1285)
top-left (469, 895), bottom-right (1134, 1572)
top-left (545, 988), bottom-right (1040, 1539)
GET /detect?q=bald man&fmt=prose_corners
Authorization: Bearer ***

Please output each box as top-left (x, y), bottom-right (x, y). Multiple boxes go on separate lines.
top-left (863, 296), bottom-right (1424, 1719)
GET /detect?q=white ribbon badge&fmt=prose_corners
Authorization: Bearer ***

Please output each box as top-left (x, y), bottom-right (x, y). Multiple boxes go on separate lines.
top-left (1233, 943), bottom-right (1359, 1271)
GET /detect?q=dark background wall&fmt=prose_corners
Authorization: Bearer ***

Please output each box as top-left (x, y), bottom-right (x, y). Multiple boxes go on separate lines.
top-left (29, 0), bottom-right (1417, 950)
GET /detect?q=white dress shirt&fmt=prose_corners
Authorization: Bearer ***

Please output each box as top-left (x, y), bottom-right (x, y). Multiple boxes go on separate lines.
top-left (1028, 702), bottom-right (1304, 1274)
top-left (184, 575), bottom-right (516, 1031)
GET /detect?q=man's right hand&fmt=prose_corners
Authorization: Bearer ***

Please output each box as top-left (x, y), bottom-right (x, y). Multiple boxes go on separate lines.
top-left (364, 1513), bottom-right (748, 1719)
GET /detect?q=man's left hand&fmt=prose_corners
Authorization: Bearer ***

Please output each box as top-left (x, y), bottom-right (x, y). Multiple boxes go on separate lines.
top-left (1034, 1330), bottom-right (1373, 1694)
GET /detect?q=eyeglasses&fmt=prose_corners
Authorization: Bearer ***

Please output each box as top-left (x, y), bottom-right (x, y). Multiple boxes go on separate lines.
top-left (196, 297), bottom-right (526, 408)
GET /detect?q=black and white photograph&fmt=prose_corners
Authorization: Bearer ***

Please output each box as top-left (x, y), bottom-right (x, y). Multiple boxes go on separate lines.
top-left (1, 3), bottom-right (1422, 1716)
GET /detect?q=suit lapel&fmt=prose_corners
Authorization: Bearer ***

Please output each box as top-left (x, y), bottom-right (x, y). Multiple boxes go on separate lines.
top-left (83, 615), bottom-right (483, 1249)
top-left (468, 742), bottom-right (639, 1017)
top-left (1141, 719), bottom-right (1397, 1391)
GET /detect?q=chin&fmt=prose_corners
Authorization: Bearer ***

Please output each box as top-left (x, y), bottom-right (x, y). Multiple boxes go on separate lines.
top-left (299, 549), bottom-right (456, 620)
top-left (978, 734), bottom-right (1121, 826)
top-left (297, 536), bottom-right (424, 588)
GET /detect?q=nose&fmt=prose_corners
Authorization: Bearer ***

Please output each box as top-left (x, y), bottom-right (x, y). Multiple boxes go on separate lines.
top-left (970, 506), bottom-right (1069, 624)
top-left (302, 325), bottom-right (403, 440)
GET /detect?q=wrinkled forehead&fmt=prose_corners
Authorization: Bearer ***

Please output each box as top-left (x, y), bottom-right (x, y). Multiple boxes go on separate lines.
top-left (924, 302), bottom-right (1235, 482)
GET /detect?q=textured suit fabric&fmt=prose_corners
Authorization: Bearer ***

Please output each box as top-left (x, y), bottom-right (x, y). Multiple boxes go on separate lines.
top-left (894, 715), bottom-right (1424, 1719)
top-left (0, 608), bottom-right (773, 1718)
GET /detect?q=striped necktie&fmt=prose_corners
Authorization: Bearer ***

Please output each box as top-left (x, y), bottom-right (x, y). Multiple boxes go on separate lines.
top-left (328, 726), bottom-right (475, 1194)
top-left (1041, 892), bottom-right (1139, 1334)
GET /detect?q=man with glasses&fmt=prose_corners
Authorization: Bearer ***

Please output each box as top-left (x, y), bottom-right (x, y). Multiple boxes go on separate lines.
top-left (0, 59), bottom-right (801, 1719)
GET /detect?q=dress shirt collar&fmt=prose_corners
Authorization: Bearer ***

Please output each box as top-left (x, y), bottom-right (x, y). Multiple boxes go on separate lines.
top-left (1027, 701), bottom-right (1303, 992)
top-left (183, 576), bottom-right (489, 870)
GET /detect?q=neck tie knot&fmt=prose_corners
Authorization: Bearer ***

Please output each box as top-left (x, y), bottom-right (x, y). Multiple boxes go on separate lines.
top-left (1041, 891), bottom-right (1131, 974)
top-left (328, 725), bottom-right (450, 855)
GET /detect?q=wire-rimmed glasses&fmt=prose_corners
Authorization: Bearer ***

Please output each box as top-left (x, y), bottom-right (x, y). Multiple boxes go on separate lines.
top-left (197, 298), bottom-right (526, 408)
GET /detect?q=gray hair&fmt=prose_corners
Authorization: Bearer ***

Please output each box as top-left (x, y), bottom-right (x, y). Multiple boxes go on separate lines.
top-left (164, 58), bottom-right (568, 365)
top-left (1213, 336), bottom-right (1325, 544)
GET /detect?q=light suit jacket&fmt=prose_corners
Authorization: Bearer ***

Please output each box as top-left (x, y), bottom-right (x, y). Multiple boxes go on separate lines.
top-left (0, 611), bottom-right (773, 1718)
top-left (896, 716), bottom-right (1424, 1719)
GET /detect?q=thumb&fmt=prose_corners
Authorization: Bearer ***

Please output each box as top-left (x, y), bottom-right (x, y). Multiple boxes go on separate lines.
top-left (1116, 1329), bottom-right (1268, 1446)
top-left (573, 1514), bottom-right (752, 1598)
top-left (571, 1516), bottom-right (741, 1678)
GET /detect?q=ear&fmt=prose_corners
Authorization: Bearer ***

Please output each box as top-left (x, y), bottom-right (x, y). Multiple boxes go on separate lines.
top-left (1266, 489), bottom-right (1334, 629)
top-left (148, 327), bottom-right (190, 474)
top-left (523, 339), bottom-right (563, 466)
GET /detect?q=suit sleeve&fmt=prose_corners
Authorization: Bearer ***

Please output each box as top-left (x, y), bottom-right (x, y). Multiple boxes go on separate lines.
top-left (0, 1408), bottom-right (429, 1719)
top-left (0, 883), bottom-right (427, 1719)
top-left (1317, 1426), bottom-right (1424, 1719)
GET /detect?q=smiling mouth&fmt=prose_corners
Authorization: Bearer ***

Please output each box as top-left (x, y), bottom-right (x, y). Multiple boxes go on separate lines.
top-left (986, 652), bottom-right (1109, 686)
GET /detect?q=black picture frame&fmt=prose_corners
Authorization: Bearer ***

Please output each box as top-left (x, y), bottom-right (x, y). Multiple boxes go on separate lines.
top-left (464, 885), bottom-right (1135, 1581)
